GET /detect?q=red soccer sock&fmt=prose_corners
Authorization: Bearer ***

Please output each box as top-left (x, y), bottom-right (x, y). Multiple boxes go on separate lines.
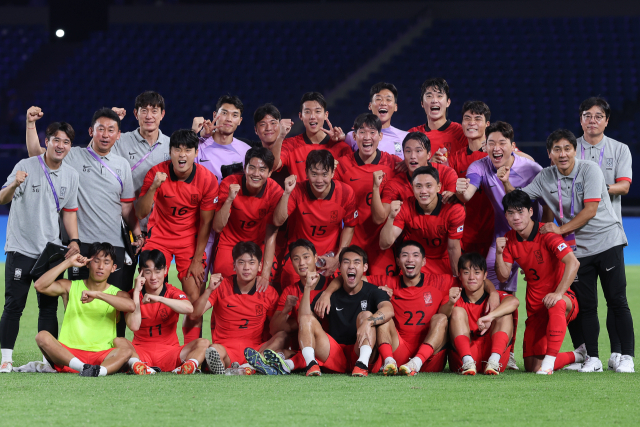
top-left (553, 351), bottom-right (576, 370)
top-left (415, 343), bottom-right (435, 364)
top-left (182, 326), bottom-right (202, 345)
top-left (453, 335), bottom-right (472, 358)
top-left (378, 343), bottom-right (394, 361)
top-left (490, 331), bottom-right (510, 355)
top-left (289, 351), bottom-right (307, 370)
top-left (546, 299), bottom-right (567, 357)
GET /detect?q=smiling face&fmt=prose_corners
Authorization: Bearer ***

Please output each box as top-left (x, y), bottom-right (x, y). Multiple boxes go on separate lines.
top-left (412, 173), bottom-right (441, 207)
top-left (245, 157), bottom-right (271, 191)
top-left (397, 245), bottom-right (426, 279)
top-left (254, 114), bottom-right (280, 146)
top-left (580, 105), bottom-right (609, 139)
top-left (45, 130), bottom-right (72, 163)
top-left (299, 101), bottom-right (328, 135)
top-left (505, 206), bottom-right (533, 234)
top-left (140, 260), bottom-right (167, 293)
top-left (403, 138), bottom-right (430, 173)
top-left (369, 88), bottom-right (397, 126)
top-left (354, 124), bottom-right (382, 158)
top-left (548, 138), bottom-right (577, 175)
top-left (486, 131), bottom-right (513, 169)
top-left (233, 253), bottom-right (261, 283)
top-left (89, 117), bottom-right (120, 155)
top-left (290, 245), bottom-right (318, 279)
top-left (170, 145), bottom-right (198, 175)
top-left (88, 251), bottom-right (116, 283)
top-left (458, 261), bottom-right (487, 294)
top-left (134, 104), bottom-right (165, 134)
top-left (340, 251), bottom-right (367, 291)
top-left (306, 163), bottom-right (334, 196)
top-left (215, 103), bottom-right (243, 136)
top-left (461, 110), bottom-right (488, 142)
top-left (421, 86), bottom-right (451, 122)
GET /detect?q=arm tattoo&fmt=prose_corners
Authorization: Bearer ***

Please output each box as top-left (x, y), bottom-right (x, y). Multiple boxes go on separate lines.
top-left (367, 312), bottom-right (385, 325)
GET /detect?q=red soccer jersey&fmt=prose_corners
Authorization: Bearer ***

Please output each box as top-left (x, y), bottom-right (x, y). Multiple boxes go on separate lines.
top-left (287, 180), bottom-right (358, 257)
top-left (276, 275), bottom-right (328, 321)
top-left (208, 276), bottom-right (279, 344)
top-left (279, 133), bottom-right (353, 180)
top-left (502, 222), bottom-right (574, 316)
top-left (128, 284), bottom-right (189, 347)
top-left (408, 120), bottom-right (468, 155)
top-left (215, 174), bottom-right (283, 248)
top-left (454, 290), bottom-right (513, 337)
top-left (141, 161), bottom-right (219, 241)
top-left (380, 162), bottom-right (458, 204)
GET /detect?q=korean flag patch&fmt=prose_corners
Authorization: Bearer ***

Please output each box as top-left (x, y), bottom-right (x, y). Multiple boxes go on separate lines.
top-left (457, 225), bottom-right (464, 233)
top-left (557, 243), bottom-right (567, 252)
top-left (354, 210), bottom-right (359, 219)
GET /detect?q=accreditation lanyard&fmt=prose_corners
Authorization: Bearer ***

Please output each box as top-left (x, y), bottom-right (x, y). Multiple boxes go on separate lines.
top-left (86, 146), bottom-right (124, 191)
top-left (557, 171), bottom-right (578, 251)
top-left (581, 143), bottom-right (605, 167)
top-left (37, 155), bottom-right (60, 212)
top-left (131, 143), bottom-right (159, 172)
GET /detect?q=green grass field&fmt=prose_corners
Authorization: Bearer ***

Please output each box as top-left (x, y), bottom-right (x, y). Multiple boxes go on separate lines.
top-left (0, 264), bottom-right (638, 427)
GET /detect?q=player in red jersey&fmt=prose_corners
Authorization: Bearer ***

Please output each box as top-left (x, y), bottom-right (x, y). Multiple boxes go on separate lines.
top-left (267, 92), bottom-right (352, 181)
top-left (380, 166), bottom-right (464, 276)
top-left (496, 191), bottom-right (585, 374)
top-left (449, 253), bottom-right (519, 375)
top-left (334, 113), bottom-right (402, 275)
top-left (371, 132), bottom-right (458, 225)
top-left (190, 242), bottom-right (287, 375)
top-left (212, 147), bottom-right (283, 288)
top-left (123, 250), bottom-right (209, 374)
top-left (273, 149), bottom-right (358, 289)
top-left (137, 129), bottom-right (218, 344)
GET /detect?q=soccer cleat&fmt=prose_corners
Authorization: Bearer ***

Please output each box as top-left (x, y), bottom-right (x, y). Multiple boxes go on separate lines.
top-left (244, 348), bottom-right (278, 375)
top-left (132, 361), bottom-right (154, 375)
top-left (615, 355), bottom-right (634, 373)
top-left (175, 360), bottom-right (198, 375)
top-left (460, 360), bottom-right (477, 375)
top-left (205, 347), bottom-right (226, 375)
top-left (484, 359), bottom-right (502, 375)
top-left (263, 349), bottom-right (291, 375)
top-left (608, 352), bottom-right (622, 371)
top-left (563, 362), bottom-right (583, 371)
top-left (79, 364), bottom-right (101, 377)
top-left (578, 356), bottom-right (603, 373)
top-left (383, 358), bottom-right (398, 376)
top-left (398, 360), bottom-right (419, 376)
top-left (0, 361), bottom-right (13, 373)
top-left (506, 352), bottom-right (519, 370)
top-left (351, 361), bottom-right (369, 377)
top-left (536, 368), bottom-right (554, 375)
top-left (305, 361), bottom-right (321, 376)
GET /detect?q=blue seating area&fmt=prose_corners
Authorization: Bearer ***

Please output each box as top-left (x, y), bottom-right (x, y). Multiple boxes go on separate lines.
top-left (0, 26), bottom-right (47, 91)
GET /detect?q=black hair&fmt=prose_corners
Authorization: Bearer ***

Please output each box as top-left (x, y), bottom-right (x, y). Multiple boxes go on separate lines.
top-left (546, 129), bottom-right (577, 152)
top-left (232, 241), bottom-right (262, 263)
top-left (134, 91), bottom-right (165, 111)
top-left (502, 190), bottom-right (533, 214)
top-left (169, 129), bottom-right (199, 150)
top-left (87, 242), bottom-right (117, 262)
top-left (300, 92), bottom-right (327, 112)
top-left (370, 82), bottom-right (398, 102)
top-left (485, 121), bottom-right (514, 141)
top-left (45, 122), bottom-right (75, 143)
top-left (244, 146), bottom-right (275, 171)
top-left (91, 107), bottom-right (121, 131)
top-left (353, 113), bottom-right (382, 133)
top-left (420, 77), bottom-right (450, 100)
top-left (288, 239), bottom-right (317, 256)
top-left (253, 103), bottom-right (281, 125)
top-left (138, 249), bottom-right (167, 270)
top-left (458, 252), bottom-right (487, 273)
top-left (338, 245), bottom-right (368, 265)
top-left (402, 131), bottom-right (431, 152)
top-left (579, 96), bottom-right (611, 120)
top-left (396, 240), bottom-right (426, 258)
top-left (306, 149), bottom-right (335, 173)
top-left (216, 95), bottom-right (244, 114)
top-left (411, 165), bottom-right (440, 184)
top-left (461, 100), bottom-right (491, 121)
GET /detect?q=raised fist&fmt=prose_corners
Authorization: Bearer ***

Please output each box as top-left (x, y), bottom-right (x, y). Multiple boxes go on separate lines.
top-left (111, 107), bottom-right (126, 121)
top-left (13, 170), bottom-right (27, 188)
top-left (152, 172), bottom-right (167, 190)
top-left (389, 200), bottom-right (403, 219)
top-left (192, 117), bottom-right (205, 134)
top-left (209, 273), bottom-right (223, 290)
top-left (278, 119), bottom-right (293, 140)
top-left (284, 175), bottom-right (297, 195)
top-left (495, 237), bottom-right (507, 255)
top-left (449, 286), bottom-right (462, 305)
top-left (456, 178), bottom-right (470, 194)
top-left (228, 183), bottom-right (241, 201)
top-left (26, 106), bottom-right (43, 124)
top-left (497, 166), bottom-right (510, 183)
top-left (372, 170), bottom-right (385, 189)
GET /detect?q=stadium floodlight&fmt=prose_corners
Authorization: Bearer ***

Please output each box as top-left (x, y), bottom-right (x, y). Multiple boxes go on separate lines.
top-left (55, 29), bottom-right (65, 38)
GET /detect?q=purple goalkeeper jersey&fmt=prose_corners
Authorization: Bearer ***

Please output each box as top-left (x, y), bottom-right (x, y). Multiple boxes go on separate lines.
top-left (196, 135), bottom-right (251, 182)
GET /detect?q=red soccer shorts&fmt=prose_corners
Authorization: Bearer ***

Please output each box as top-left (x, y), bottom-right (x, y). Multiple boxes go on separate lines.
top-left (420, 257), bottom-right (452, 276)
top-left (371, 334), bottom-right (447, 373)
top-left (54, 343), bottom-right (114, 373)
top-left (144, 239), bottom-right (206, 280)
top-left (213, 243), bottom-right (278, 281)
top-left (448, 333), bottom-right (510, 373)
top-left (316, 333), bottom-right (358, 374)
top-left (134, 343), bottom-right (184, 372)
top-left (523, 290), bottom-right (579, 358)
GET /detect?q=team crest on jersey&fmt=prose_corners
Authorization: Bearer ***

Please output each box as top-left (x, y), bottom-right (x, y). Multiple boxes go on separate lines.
top-left (437, 225), bottom-right (446, 236)
top-left (191, 194), bottom-right (199, 204)
top-left (330, 210), bottom-right (338, 223)
top-left (424, 292), bottom-right (433, 306)
top-left (72, 266), bottom-right (79, 274)
top-left (14, 268), bottom-right (22, 280)
top-left (606, 158), bottom-right (613, 168)
top-left (457, 225), bottom-right (464, 233)
top-left (159, 307), bottom-right (170, 320)
top-left (259, 209), bottom-right (267, 218)
top-left (360, 300), bottom-right (368, 311)
top-left (255, 304), bottom-right (264, 316)
top-left (557, 243), bottom-right (568, 251)
top-left (575, 182), bottom-right (583, 193)
top-left (534, 250), bottom-right (544, 264)
top-left (60, 186), bottom-right (67, 198)
top-left (164, 154), bottom-right (170, 161)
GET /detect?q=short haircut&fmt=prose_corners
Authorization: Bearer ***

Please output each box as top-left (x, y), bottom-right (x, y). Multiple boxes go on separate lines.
top-left (216, 95), bottom-right (244, 114)
top-left (232, 241), bottom-right (262, 263)
top-left (458, 252), bottom-right (487, 273)
top-left (402, 131), bottom-right (431, 152)
top-left (169, 129), bottom-right (199, 150)
top-left (353, 113), bottom-right (382, 133)
top-left (87, 242), bottom-right (116, 262)
top-left (91, 107), bottom-right (121, 131)
top-left (370, 82), bottom-right (398, 102)
top-left (306, 149), bottom-right (335, 173)
top-left (411, 165), bottom-right (440, 184)
top-left (253, 103), bottom-right (281, 125)
top-left (138, 249), bottom-right (167, 270)
top-left (546, 128), bottom-right (577, 152)
top-left (288, 239), bottom-right (317, 256)
top-left (300, 92), bottom-right (327, 112)
top-left (485, 121), bottom-right (514, 141)
top-left (244, 146), bottom-right (275, 171)
top-left (46, 122), bottom-right (75, 143)
top-left (502, 190), bottom-right (533, 214)
top-left (134, 91), bottom-right (165, 111)
top-left (461, 100), bottom-right (491, 121)
top-left (579, 96), bottom-right (611, 120)
top-left (420, 77), bottom-right (450, 100)
top-left (338, 245), bottom-right (368, 265)
top-left (396, 240), bottom-right (425, 258)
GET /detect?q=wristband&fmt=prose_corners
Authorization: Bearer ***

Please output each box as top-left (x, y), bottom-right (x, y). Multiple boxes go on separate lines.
top-left (70, 239), bottom-right (81, 246)
top-left (606, 184), bottom-right (610, 191)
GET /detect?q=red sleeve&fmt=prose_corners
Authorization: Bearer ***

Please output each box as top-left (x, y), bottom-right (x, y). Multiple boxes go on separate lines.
top-left (215, 177), bottom-right (230, 212)
top-left (266, 182), bottom-right (284, 222)
top-left (366, 275), bottom-right (397, 288)
top-left (200, 173), bottom-right (219, 211)
top-left (502, 233), bottom-right (514, 264)
top-left (584, 198), bottom-right (601, 203)
top-left (266, 289), bottom-right (279, 317)
top-left (333, 160), bottom-right (346, 182)
top-left (446, 203), bottom-right (466, 239)
top-left (276, 287), bottom-right (291, 312)
top-left (62, 207), bottom-right (78, 212)
top-left (278, 139), bottom-right (293, 170)
top-left (166, 285), bottom-right (189, 300)
top-left (342, 185), bottom-right (359, 227)
top-left (439, 290), bottom-right (450, 308)
top-left (287, 184), bottom-right (302, 216)
top-left (392, 202), bottom-right (408, 230)
top-left (616, 177), bottom-right (632, 183)
top-left (207, 288), bottom-right (218, 308)
top-left (381, 181), bottom-right (399, 204)
top-left (440, 166), bottom-right (458, 193)
top-left (544, 233), bottom-right (574, 261)
top-left (139, 166), bottom-right (157, 199)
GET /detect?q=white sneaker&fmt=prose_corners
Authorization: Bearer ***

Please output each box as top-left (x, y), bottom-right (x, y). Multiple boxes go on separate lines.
top-left (578, 356), bottom-right (603, 372)
top-left (0, 361), bottom-right (13, 373)
top-left (382, 357), bottom-right (397, 376)
top-left (506, 352), bottom-right (519, 370)
top-left (608, 352), bottom-right (621, 371)
top-left (615, 355), bottom-right (634, 373)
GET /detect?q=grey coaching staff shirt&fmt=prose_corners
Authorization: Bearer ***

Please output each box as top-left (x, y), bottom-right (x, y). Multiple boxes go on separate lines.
top-left (3, 154), bottom-right (79, 258)
top-left (521, 158), bottom-right (626, 258)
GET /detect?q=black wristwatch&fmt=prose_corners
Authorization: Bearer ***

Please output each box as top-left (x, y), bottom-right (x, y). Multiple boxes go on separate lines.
top-left (607, 184), bottom-right (611, 191)
top-left (70, 239), bottom-right (81, 246)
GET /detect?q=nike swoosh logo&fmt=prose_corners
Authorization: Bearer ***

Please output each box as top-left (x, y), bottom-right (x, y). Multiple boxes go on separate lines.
top-left (141, 317), bottom-right (149, 319)
top-left (550, 190), bottom-right (558, 194)
top-left (489, 184), bottom-right (496, 188)
top-left (296, 160), bottom-right (305, 163)
top-left (128, 152), bottom-right (136, 156)
top-left (227, 304), bottom-right (237, 308)
top-left (199, 159), bottom-right (210, 162)
top-left (606, 266), bottom-right (615, 271)
top-left (336, 308), bottom-right (343, 311)
top-left (302, 212), bottom-right (312, 215)
top-left (164, 195), bottom-right (175, 198)
top-left (349, 178), bottom-right (360, 182)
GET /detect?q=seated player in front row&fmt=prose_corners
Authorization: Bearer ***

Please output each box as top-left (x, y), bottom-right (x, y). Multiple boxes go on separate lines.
top-left (496, 191), bottom-right (586, 374)
top-left (33, 243), bottom-right (135, 376)
top-left (449, 253), bottom-right (519, 375)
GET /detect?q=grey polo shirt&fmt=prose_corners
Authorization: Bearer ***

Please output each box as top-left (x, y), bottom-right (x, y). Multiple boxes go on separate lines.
top-left (577, 135), bottom-right (632, 221)
top-left (3, 154), bottom-right (79, 258)
top-left (63, 146), bottom-right (135, 247)
top-left (522, 159), bottom-right (627, 258)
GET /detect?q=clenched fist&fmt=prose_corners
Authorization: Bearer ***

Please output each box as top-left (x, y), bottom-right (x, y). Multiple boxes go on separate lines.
top-left (12, 170), bottom-right (28, 188)
top-left (497, 166), bottom-right (510, 183)
top-left (111, 107), bottom-right (126, 121)
top-left (495, 237), bottom-right (507, 255)
top-left (456, 178), bottom-right (470, 194)
top-left (388, 200), bottom-right (403, 219)
top-left (278, 119), bottom-right (293, 140)
top-left (449, 286), bottom-right (462, 305)
top-left (151, 172), bottom-right (167, 190)
top-left (372, 170), bottom-right (385, 189)
top-left (284, 175), bottom-right (297, 195)
top-left (228, 183), bottom-right (241, 201)
top-left (26, 106), bottom-right (43, 124)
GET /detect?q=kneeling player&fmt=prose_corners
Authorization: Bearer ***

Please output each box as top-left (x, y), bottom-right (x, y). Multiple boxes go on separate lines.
top-left (496, 191), bottom-right (585, 374)
top-left (33, 243), bottom-right (136, 376)
top-left (124, 250), bottom-right (210, 374)
top-left (190, 242), bottom-right (287, 374)
top-left (449, 253), bottom-right (519, 375)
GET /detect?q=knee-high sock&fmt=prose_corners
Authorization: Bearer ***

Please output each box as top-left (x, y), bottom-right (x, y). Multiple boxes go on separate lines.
top-left (553, 351), bottom-right (576, 370)
top-left (453, 335), bottom-right (472, 358)
top-left (491, 331), bottom-right (510, 355)
top-left (547, 300), bottom-right (567, 357)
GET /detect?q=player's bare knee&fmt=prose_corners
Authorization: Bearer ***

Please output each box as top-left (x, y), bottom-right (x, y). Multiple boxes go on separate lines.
top-left (298, 313), bottom-right (315, 327)
top-left (356, 311), bottom-right (373, 324)
top-left (35, 330), bottom-right (53, 347)
top-left (451, 307), bottom-right (467, 322)
top-left (431, 313), bottom-right (448, 328)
